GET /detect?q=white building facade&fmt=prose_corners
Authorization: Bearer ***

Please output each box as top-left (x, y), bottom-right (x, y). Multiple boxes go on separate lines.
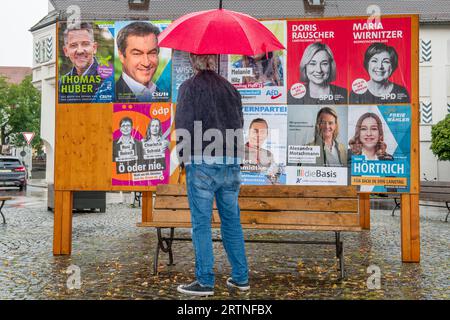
top-left (419, 25), bottom-right (450, 181)
top-left (31, 20), bottom-right (57, 184)
top-left (31, 0), bottom-right (450, 185)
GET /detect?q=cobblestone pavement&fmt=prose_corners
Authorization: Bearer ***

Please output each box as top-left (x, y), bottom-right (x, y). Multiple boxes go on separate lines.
top-left (0, 193), bottom-right (448, 300)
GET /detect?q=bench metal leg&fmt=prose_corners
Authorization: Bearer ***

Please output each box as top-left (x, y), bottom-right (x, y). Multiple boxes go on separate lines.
top-left (445, 202), bottom-right (449, 222)
top-left (133, 192), bottom-right (142, 208)
top-left (335, 232), bottom-right (345, 280)
top-left (0, 200), bottom-right (6, 224)
top-left (392, 198), bottom-right (400, 216)
top-left (154, 228), bottom-right (175, 275)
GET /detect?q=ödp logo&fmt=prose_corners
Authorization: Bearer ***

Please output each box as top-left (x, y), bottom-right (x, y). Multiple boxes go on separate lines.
top-left (150, 104), bottom-right (171, 122)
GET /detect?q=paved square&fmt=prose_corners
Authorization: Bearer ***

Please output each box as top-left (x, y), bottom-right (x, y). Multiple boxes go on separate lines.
top-left (0, 190), bottom-right (448, 300)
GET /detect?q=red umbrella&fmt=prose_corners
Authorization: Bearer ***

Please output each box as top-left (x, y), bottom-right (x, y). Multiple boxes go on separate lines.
top-left (158, 7), bottom-right (285, 55)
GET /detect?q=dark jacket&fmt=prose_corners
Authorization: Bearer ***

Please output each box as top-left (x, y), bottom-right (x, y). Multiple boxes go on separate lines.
top-left (175, 70), bottom-right (244, 163)
top-left (349, 83), bottom-right (410, 104)
top-left (115, 75), bottom-right (163, 103)
top-left (112, 138), bottom-right (143, 174)
top-left (115, 75), bottom-right (138, 103)
top-left (59, 57), bottom-right (102, 103)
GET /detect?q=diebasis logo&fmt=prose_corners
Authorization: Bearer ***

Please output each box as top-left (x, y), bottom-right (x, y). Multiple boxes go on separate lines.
top-left (297, 168), bottom-right (337, 179)
top-left (286, 166), bottom-right (348, 186)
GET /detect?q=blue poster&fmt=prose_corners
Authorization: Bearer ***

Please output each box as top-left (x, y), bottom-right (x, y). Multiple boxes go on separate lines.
top-left (241, 105), bottom-right (288, 185)
top-left (349, 105), bottom-right (411, 193)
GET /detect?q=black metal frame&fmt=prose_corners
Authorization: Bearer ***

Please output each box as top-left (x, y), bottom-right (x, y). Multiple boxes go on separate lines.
top-left (153, 228), bottom-right (346, 280)
top-left (133, 192), bottom-right (142, 208)
top-left (446, 202), bottom-right (449, 222)
top-left (392, 198), bottom-right (450, 222)
top-left (0, 199), bottom-right (7, 224)
top-left (392, 198), bottom-right (401, 216)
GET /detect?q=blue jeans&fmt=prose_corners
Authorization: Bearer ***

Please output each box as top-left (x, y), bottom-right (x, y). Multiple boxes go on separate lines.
top-left (185, 161), bottom-right (248, 287)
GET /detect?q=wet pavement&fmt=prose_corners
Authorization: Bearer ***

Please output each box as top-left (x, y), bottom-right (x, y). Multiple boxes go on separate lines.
top-left (0, 187), bottom-right (448, 300)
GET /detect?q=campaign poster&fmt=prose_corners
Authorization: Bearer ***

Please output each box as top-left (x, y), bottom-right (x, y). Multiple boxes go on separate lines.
top-left (348, 105), bottom-right (411, 193)
top-left (171, 50), bottom-right (194, 102)
top-left (241, 105), bottom-right (287, 185)
top-left (287, 19), bottom-right (349, 105)
top-left (349, 17), bottom-right (411, 104)
top-left (112, 103), bottom-right (173, 187)
top-left (115, 21), bottom-right (172, 103)
top-left (58, 21), bottom-right (115, 104)
top-left (227, 20), bottom-right (287, 104)
top-left (285, 105), bottom-right (348, 186)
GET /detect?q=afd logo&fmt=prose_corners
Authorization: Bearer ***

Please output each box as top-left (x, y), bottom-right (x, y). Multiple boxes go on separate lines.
top-left (266, 89), bottom-right (282, 100)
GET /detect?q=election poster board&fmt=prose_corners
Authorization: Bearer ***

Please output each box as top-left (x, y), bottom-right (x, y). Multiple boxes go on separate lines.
top-left (112, 103), bottom-right (173, 187)
top-left (228, 20), bottom-right (287, 104)
top-left (287, 19), bottom-right (349, 105)
top-left (114, 21), bottom-right (172, 103)
top-left (55, 16), bottom-right (416, 195)
top-left (241, 105), bottom-right (287, 185)
top-left (58, 21), bottom-right (115, 104)
top-left (348, 105), bottom-right (411, 193)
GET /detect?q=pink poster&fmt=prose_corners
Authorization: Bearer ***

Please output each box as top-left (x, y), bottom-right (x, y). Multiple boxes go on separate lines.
top-left (112, 103), bottom-right (172, 186)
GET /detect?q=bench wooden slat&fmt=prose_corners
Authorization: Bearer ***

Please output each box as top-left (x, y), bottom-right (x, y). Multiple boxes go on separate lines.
top-left (421, 181), bottom-right (450, 188)
top-left (0, 197), bottom-right (13, 201)
top-left (150, 210), bottom-right (360, 227)
top-left (420, 193), bottom-right (450, 202)
top-left (155, 196), bottom-right (358, 212)
top-left (420, 187), bottom-right (450, 194)
top-left (138, 221), bottom-right (361, 232)
top-left (156, 184), bottom-right (358, 198)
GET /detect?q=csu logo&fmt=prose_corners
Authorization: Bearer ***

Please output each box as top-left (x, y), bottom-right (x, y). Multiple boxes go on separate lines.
top-left (266, 90), bottom-right (282, 100)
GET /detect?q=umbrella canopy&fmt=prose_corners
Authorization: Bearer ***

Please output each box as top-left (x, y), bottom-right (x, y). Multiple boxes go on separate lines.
top-left (158, 8), bottom-right (285, 55)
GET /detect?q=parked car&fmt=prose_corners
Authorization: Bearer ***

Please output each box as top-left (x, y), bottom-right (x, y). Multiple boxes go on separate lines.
top-left (0, 156), bottom-right (27, 191)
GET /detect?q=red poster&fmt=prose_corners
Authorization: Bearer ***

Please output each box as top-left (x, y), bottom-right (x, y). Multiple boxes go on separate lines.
top-left (349, 17), bottom-right (411, 104)
top-left (287, 19), bottom-right (350, 105)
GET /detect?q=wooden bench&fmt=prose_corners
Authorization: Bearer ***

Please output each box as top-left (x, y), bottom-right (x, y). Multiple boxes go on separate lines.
top-left (389, 181), bottom-right (450, 222)
top-left (138, 185), bottom-right (361, 279)
top-left (0, 196), bottom-right (13, 224)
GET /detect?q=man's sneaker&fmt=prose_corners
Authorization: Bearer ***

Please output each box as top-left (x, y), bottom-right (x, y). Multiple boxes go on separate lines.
top-left (226, 277), bottom-right (250, 291)
top-left (177, 281), bottom-right (214, 296)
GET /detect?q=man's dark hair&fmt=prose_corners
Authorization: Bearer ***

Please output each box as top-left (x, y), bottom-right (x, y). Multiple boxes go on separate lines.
top-left (249, 118), bottom-right (268, 129)
top-left (120, 117), bottom-right (133, 127)
top-left (117, 21), bottom-right (160, 56)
